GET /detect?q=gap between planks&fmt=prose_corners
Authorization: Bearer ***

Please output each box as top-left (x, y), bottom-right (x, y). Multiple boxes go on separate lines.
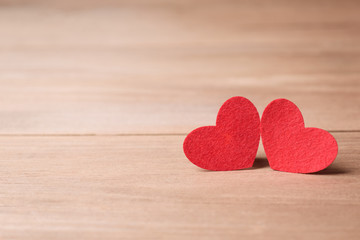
top-left (0, 130), bottom-right (358, 137)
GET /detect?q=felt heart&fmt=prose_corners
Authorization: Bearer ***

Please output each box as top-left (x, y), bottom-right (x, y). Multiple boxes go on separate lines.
top-left (261, 99), bottom-right (338, 173)
top-left (183, 97), bottom-right (260, 171)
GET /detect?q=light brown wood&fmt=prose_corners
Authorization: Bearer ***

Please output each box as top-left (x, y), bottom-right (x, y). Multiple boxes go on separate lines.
top-left (0, 132), bottom-right (359, 239)
top-left (0, 0), bottom-right (359, 134)
top-left (0, 0), bottom-right (359, 239)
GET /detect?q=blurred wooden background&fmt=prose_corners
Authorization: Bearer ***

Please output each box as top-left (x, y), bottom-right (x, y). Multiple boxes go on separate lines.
top-left (0, 0), bottom-right (359, 239)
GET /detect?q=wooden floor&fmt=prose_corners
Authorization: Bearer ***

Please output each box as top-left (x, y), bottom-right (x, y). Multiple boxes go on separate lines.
top-left (0, 0), bottom-right (359, 239)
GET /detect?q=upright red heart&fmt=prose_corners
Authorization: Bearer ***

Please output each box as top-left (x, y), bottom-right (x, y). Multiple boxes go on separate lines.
top-left (261, 99), bottom-right (338, 173)
top-left (183, 97), bottom-right (260, 171)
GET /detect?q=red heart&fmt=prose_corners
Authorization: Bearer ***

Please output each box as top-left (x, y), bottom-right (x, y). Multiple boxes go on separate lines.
top-left (261, 99), bottom-right (338, 173)
top-left (183, 97), bottom-right (260, 171)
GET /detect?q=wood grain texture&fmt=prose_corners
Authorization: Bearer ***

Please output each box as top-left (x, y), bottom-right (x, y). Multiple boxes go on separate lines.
top-left (0, 0), bottom-right (359, 134)
top-left (0, 0), bottom-right (359, 239)
top-left (0, 132), bottom-right (359, 239)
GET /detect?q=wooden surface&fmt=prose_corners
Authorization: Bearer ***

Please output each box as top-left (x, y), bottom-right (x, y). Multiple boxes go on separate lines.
top-left (0, 0), bottom-right (359, 239)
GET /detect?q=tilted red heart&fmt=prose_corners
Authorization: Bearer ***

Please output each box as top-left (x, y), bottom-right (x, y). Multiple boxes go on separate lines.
top-left (183, 97), bottom-right (260, 171)
top-left (261, 99), bottom-right (338, 173)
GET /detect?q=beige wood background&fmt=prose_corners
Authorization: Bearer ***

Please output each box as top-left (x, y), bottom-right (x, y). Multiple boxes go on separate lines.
top-left (0, 0), bottom-right (359, 239)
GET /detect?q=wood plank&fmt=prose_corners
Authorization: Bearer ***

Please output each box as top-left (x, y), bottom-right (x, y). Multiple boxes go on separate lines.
top-left (0, 132), bottom-right (359, 239)
top-left (0, 2), bottom-right (359, 134)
